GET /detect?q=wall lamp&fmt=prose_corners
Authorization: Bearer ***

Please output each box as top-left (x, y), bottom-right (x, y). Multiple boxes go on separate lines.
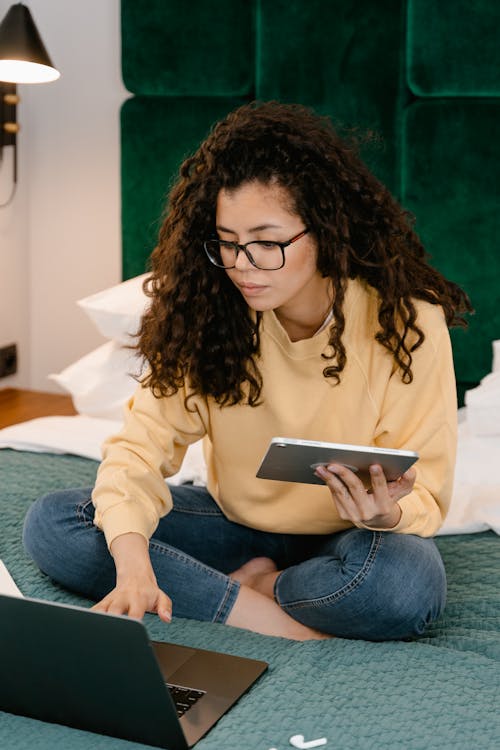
top-left (0, 3), bottom-right (60, 206)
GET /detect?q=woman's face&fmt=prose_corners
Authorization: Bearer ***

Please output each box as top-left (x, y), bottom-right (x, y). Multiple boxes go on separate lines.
top-left (216, 181), bottom-right (330, 331)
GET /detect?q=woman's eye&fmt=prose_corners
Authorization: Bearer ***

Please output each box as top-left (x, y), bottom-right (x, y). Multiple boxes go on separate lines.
top-left (258, 241), bottom-right (279, 249)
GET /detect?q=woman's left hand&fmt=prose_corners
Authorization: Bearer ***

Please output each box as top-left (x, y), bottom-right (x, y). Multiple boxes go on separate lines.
top-left (315, 463), bottom-right (416, 530)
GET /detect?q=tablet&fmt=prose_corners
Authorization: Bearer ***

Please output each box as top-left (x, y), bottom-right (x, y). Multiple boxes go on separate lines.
top-left (256, 437), bottom-right (418, 487)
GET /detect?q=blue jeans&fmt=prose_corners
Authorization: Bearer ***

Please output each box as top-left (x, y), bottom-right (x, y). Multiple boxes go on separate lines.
top-left (22, 484), bottom-right (446, 640)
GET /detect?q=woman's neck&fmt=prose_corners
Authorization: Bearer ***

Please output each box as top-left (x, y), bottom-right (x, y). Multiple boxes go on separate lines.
top-left (274, 281), bottom-right (334, 342)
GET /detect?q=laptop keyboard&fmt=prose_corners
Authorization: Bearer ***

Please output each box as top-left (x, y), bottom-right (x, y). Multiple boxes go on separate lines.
top-left (167, 683), bottom-right (206, 717)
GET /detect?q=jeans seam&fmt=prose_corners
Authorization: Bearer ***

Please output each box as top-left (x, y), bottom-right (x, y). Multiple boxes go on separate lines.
top-left (149, 540), bottom-right (230, 580)
top-left (149, 539), bottom-right (239, 623)
top-left (212, 579), bottom-right (240, 623)
top-left (276, 531), bottom-right (383, 610)
top-left (76, 498), bottom-right (95, 528)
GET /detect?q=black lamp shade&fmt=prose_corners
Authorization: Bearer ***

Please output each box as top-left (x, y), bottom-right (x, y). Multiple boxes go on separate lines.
top-left (0, 3), bottom-right (59, 83)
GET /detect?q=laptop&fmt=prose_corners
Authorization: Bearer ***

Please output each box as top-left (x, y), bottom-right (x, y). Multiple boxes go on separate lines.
top-left (0, 593), bottom-right (268, 749)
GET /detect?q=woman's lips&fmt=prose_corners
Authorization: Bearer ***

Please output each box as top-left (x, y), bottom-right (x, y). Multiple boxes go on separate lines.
top-left (238, 283), bottom-right (268, 295)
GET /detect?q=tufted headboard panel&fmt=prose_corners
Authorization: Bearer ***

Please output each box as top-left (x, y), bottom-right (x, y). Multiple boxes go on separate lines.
top-left (120, 0), bottom-right (500, 403)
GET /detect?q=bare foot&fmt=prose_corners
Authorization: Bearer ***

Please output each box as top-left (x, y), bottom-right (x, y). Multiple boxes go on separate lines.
top-left (231, 557), bottom-right (277, 584)
top-left (229, 559), bottom-right (334, 640)
top-left (226, 584), bottom-right (332, 640)
top-left (231, 557), bottom-right (280, 598)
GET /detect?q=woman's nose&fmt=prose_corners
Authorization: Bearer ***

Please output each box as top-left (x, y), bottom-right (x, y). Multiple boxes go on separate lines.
top-left (233, 245), bottom-right (254, 270)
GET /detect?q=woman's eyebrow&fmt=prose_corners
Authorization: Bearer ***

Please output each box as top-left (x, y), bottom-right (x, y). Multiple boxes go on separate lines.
top-left (216, 223), bottom-right (283, 234)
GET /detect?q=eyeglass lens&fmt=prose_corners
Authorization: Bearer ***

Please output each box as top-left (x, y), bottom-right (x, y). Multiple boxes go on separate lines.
top-left (205, 240), bottom-right (284, 270)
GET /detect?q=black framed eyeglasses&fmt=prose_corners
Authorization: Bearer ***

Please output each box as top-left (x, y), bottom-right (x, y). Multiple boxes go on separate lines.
top-left (203, 228), bottom-right (309, 271)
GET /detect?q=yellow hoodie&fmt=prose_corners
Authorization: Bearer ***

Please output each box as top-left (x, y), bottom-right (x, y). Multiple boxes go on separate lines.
top-left (92, 279), bottom-right (457, 548)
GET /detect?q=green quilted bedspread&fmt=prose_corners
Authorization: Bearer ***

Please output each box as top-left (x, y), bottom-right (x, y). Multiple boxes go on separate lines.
top-left (1, 449), bottom-right (499, 750)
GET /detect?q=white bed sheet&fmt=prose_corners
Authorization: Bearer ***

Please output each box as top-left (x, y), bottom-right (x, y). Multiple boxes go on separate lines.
top-left (0, 414), bottom-right (498, 535)
top-left (0, 415), bottom-right (207, 487)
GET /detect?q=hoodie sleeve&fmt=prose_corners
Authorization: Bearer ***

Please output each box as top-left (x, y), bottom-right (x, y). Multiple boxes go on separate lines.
top-left (359, 304), bottom-right (457, 537)
top-left (91, 381), bottom-right (208, 549)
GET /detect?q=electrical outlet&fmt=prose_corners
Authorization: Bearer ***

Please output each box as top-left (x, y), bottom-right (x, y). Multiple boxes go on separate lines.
top-left (0, 343), bottom-right (17, 378)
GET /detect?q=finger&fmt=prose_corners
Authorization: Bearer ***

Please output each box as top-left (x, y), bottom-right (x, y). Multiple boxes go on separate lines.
top-left (315, 464), bottom-right (348, 496)
top-left (367, 464), bottom-right (395, 516)
top-left (107, 598), bottom-right (130, 616)
top-left (325, 470), bottom-right (364, 523)
top-left (369, 464), bottom-right (388, 497)
top-left (387, 467), bottom-right (416, 489)
top-left (156, 591), bottom-right (172, 623)
top-left (386, 467), bottom-right (417, 501)
top-left (127, 603), bottom-right (147, 621)
top-left (314, 465), bottom-right (330, 482)
top-left (326, 463), bottom-right (366, 497)
top-left (332, 463), bottom-right (398, 523)
top-left (400, 467), bottom-right (416, 488)
top-left (91, 596), bottom-right (111, 613)
top-left (315, 465), bottom-right (365, 522)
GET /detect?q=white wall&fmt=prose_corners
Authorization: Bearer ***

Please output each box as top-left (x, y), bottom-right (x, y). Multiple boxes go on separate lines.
top-left (0, 0), bottom-right (127, 391)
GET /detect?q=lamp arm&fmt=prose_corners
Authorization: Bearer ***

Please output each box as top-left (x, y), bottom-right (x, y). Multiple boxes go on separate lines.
top-left (0, 142), bottom-right (17, 207)
top-left (0, 83), bottom-right (18, 207)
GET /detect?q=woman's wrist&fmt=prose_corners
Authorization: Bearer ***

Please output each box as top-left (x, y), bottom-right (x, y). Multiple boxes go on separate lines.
top-left (110, 532), bottom-right (154, 579)
top-left (381, 504), bottom-right (402, 529)
top-left (365, 503), bottom-right (402, 531)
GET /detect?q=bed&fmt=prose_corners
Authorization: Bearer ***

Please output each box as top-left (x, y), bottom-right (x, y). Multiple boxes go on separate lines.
top-left (1, 448), bottom-right (500, 749)
top-left (0, 286), bottom-right (499, 750)
top-left (2, 1), bottom-right (500, 747)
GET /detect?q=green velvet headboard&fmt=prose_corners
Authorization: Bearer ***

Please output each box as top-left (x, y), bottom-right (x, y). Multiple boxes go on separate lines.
top-left (120, 0), bottom-right (500, 403)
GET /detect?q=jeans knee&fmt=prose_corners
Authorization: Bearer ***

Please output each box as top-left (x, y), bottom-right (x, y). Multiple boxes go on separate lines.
top-left (379, 580), bottom-right (446, 640)
top-left (371, 536), bottom-right (447, 640)
top-left (22, 487), bottom-right (93, 573)
top-left (279, 531), bottom-right (447, 641)
top-left (23, 493), bottom-right (54, 562)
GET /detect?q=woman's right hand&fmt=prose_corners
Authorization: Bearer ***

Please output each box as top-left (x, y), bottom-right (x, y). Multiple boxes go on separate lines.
top-left (91, 576), bottom-right (172, 622)
top-left (91, 532), bottom-right (172, 623)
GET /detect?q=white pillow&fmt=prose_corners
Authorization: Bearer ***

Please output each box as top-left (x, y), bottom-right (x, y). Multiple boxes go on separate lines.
top-left (463, 340), bottom-right (500, 437)
top-left (464, 371), bottom-right (500, 436)
top-left (77, 274), bottom-right (150, 343)
top-left (46, 334), bottom-right (207, 484)
top-left (49, 340), bottom-right (143, 420)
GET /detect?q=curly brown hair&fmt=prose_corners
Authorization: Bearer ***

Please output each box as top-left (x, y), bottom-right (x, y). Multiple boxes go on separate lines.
top-left (137, 100), bottom-right (472, 405)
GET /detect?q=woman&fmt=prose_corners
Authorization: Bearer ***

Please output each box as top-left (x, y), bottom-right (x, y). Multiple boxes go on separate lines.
top-left (23, 101), bottom-right (471, 641)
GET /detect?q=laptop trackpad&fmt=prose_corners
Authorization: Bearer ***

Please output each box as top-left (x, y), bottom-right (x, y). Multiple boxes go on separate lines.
top-left (151, 641), bottom-right (197, 680)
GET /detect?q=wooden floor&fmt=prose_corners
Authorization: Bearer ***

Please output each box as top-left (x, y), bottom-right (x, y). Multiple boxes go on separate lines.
top-left (0, 388), bottom-right (77, 429)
